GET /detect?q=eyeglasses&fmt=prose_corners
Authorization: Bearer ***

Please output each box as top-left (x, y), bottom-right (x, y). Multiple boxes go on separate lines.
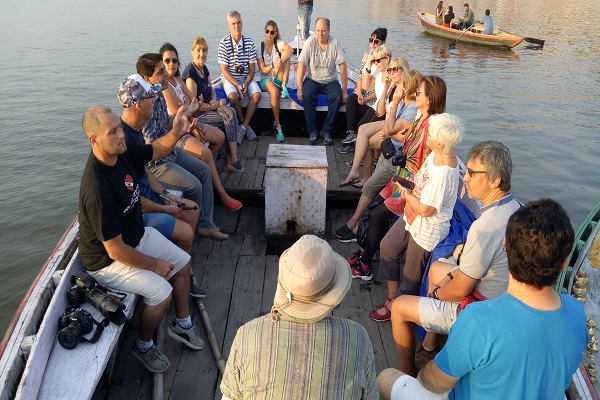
top-left (387, 67), bottom-right (401, 73)
top-left (265, 29), bottom-right (276, 35)
top-left (164, 58), bottom-right (179, 64)
top-left (416, 89), bottom-right (426, 96)
top-left (466, 167), bottom-right (487, 176)
top-left (369, 37), bottom-right (382, 45)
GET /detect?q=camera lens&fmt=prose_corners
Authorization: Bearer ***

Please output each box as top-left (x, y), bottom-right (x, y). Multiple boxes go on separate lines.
top-left (58, 323), bottom-right (84, 350)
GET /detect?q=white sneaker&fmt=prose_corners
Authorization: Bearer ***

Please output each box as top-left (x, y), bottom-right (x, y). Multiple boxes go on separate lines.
top-left (245, 125), bottom-right (257, 141)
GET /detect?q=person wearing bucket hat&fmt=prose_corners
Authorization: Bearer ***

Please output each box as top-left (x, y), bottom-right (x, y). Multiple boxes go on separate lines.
top-left (220, 235), bottom-right (378, 399)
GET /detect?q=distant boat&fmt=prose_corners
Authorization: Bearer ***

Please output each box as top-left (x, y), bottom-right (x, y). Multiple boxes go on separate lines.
top-left (417, 11), bottom-right (524, 49)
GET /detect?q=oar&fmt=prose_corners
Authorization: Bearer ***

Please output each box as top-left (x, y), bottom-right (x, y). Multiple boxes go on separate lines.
top-left (499, 29), bottom-right (545, 47)
top-left (449, 27), bottom-right (471, 48)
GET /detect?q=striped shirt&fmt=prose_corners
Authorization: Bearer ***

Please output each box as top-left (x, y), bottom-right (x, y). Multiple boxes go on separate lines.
top-left (221, 315), bottom-right (378, 400)
top-left (218, 34), bottom-right (257, 80)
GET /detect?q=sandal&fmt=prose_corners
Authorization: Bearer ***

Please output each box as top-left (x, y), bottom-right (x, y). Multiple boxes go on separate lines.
top-left (369, 297), bottom-right (393, 322)
top-left (225, 198), bottom-right (242, 211)
top-left (224, 160), bottom-right (245, 173)
top-left (339, 177), bottom-right (361, 188)
top-left (351, 181), bottom-right (364, 189)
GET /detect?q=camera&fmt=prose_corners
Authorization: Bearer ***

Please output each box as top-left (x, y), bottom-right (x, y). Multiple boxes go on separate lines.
top-left (69, 273), bottom-right (127, 326)
top-left (391, 150), bottom-right (407, 167)
top-left (57, 308), bottom-right (99, 350)
top-left (234, 65), bottom-right (245, 74)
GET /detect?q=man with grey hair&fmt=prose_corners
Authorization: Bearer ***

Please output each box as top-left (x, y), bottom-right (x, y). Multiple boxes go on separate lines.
top-left (297, 17), bottom-right (348, 145)
top-left (218, 10), bottom-right (260, 142)
top-left (389, 140), bottom-right (520, 377)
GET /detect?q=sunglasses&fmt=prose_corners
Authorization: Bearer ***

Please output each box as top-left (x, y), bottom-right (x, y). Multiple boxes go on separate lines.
top-left (164, 58), bottom-right (179, 64)
top-left (416, 88), bottom-right (426, 96)
top-left (373, 57), bottom-right (388, 64)
top-left (466, 167), bottom-right (487, 176)
top-left (142, 93), bottom-right (156, 100)
top-left (368, 37), bottom-right (381, 45)
top-left (265, 29), bottom-right (276, 35)
top-left (387, 67), bottom-right (401, 73)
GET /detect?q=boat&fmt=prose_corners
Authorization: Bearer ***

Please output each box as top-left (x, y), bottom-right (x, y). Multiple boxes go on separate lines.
top-left (417, 11), bottom-right (525, 49)
top-left (556, 201), bottom-right (600, 399)
top-left (211, 36), bottom-right (359, 137)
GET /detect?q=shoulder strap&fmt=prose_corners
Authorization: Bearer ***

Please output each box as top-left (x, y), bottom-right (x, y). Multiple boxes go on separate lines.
top-left (261, 41), bottom-right (265, 60)
top-left (274, 39), bottom-right (282, 59)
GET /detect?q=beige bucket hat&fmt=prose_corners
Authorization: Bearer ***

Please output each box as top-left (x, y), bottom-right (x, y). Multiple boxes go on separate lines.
top-left (271, 235), bottom-right (351, 323)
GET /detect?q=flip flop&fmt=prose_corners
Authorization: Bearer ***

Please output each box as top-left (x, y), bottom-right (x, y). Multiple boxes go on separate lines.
top-left (225, 198), bottom-right (242, 211)
top-left (339, 177), bottom-right (361, 187)
top-left (351, 181), bottom-right (364, 189)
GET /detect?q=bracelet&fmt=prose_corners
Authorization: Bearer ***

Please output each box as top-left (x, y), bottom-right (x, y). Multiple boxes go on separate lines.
top-left (432, 287), bottom-right (440, 300)
top-left (447, 272), bottom-right (454, 280)
top-left (160, 189), bottom-right (168, 196)
top-left (365, 68), bottom-right (371, 73)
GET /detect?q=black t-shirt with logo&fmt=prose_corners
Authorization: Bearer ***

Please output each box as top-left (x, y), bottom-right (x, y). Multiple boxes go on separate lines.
top-left (78, 144), bottom-right (153, 271)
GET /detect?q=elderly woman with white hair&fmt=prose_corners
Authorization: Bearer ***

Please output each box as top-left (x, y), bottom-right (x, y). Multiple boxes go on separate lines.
top-left (370, 113), bottom-right (463, 321)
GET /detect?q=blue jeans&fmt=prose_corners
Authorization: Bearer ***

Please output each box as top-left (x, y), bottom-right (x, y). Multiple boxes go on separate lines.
top-left (298, 3), bottom-right (313, 40)
top-left (302, 78), bottom-right (342, 136)
top-left (148, 148), bottom-right (215, 229)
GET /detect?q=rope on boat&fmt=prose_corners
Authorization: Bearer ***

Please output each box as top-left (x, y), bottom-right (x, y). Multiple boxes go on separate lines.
top-left (192, 274), bottom-right (227, 374)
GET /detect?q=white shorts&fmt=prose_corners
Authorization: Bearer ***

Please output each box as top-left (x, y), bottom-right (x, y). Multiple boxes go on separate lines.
top-left (391, 374), bottom-right (450, 400)
top-left (89, 227), bottom-right (190, 306)
top-left (222, 77), bottom-right (261, 98)
top-left (419, 297), bottom-right (461, 335)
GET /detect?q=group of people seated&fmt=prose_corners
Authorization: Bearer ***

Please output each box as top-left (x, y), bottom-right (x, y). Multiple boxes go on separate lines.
top-left (434, 2), bottom-right (494, 34)
top-left (76, 12), bottom-right (587, 399)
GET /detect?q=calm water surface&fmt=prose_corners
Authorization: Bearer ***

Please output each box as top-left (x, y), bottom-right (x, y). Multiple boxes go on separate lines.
top-left (0, 0), bottom-right (598, 335)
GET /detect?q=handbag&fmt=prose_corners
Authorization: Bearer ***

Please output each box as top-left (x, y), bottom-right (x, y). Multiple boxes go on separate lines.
top-left (356, 195), bottom-right (386, 248)
top-left (460, 288), bottom-right (485, 310)
top-left (381, 137), bottom-right (396, 159)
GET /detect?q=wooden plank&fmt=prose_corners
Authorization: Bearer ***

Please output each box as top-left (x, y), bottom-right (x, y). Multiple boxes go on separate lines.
top-left (260, 256), bottom-right (280, 317)
top-left (255, 136), bottom-right (272, 159)
top-left (240, 158), bottom-right (260, 189)
top-left (240, 234), bottom-right (268, 256)
top-left (235, 207), bottom-right (264, 235)
top-left (213, 205), bottom-right (241, 236)
top-left (253, 159), bottom-right (266, 189)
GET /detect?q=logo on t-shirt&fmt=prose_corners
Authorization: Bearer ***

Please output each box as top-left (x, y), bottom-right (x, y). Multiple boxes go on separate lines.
top-left (124, 175), bottom-right (134, 191)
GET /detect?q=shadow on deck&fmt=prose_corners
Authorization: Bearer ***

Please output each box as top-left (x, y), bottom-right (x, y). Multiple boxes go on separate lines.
top-left (94, 137), bottom-right (400, 400)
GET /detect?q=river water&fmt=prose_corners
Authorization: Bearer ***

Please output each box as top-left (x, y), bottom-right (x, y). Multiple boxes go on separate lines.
top-left (0, 0), bottom-right (598, 335)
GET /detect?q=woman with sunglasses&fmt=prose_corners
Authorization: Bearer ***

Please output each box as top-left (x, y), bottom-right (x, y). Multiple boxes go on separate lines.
top-left (346, 76), bottom-right (450, 321)
top-left (339, 54), bottom-right (411, 188)
top-left (160, 42), bottom-right (242, 211)
top-left (339, 28), bottom-right (387, 153)
top-left (182, 37), bottom-right (246, 174)
top-left (257, 20), bottom-right (294, 143)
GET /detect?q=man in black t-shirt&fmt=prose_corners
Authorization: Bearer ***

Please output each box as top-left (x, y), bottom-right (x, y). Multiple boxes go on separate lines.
top-left (79, 100), bottom-right (205, 373)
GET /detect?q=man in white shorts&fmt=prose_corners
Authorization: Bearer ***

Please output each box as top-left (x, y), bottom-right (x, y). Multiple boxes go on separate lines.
top-left (390, 141), bottom-right (520, 377)
top-left (218, 10), bottom-right (260, 141)
top-left (78, 103), bottom-right (205, 374)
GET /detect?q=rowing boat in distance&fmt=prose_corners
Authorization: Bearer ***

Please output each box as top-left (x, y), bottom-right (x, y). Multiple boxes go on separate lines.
top-left (417, 11), bottom-right (524, 49)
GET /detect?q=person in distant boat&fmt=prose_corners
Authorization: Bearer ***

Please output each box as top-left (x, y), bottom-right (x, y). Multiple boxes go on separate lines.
top-left (160, 42), bottom-right (242, 210)
top-left (442, 6), bottom-right (455, 28)
top-left (220, 235), bottom-right (378, 400)
top-left (79, 104), bottom-right (205, 374)
top-left (378, 198), bottom-right (588, 400)
top-left (136, 53), bottom-right (229, 241)
top-left (390, 140), bottom-right (520, 378)
top-left (257, 20), bottom-right (294, 143)
top-left (218, 10), bottom-right (260, 145)
top-left (183, 37), bottom-right (246, 174)
top-left (435, 1), bottom-right (445, 24)
top-left (297, 17), bottom-right (348, 146)
top-left (339, 27), bottom-right (388, 155)
top-left (474, 9), bottom-right (494, 35)
top-left (298, 0), bottom-right (313, 41)
top-left (457, 3), bottom-right (474, 31)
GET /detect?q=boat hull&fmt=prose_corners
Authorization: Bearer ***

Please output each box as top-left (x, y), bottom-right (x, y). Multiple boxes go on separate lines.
top-left (417, 11), bottom-right (524, 49)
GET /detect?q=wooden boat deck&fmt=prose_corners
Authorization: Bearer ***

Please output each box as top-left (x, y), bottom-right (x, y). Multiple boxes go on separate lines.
top-left (94, 137), bottom-right (404, 399)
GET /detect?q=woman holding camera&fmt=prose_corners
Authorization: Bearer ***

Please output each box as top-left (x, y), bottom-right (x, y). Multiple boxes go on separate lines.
top-left (339, 59), bottom-right (415, 189)
top-left (346, 76), bottom-right (448, 318)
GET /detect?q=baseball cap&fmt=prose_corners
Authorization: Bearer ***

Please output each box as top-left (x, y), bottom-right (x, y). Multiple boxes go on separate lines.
top-left (117, 73), bottom-right (162, 108)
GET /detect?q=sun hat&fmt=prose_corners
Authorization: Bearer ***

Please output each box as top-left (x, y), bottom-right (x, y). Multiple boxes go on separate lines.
top-left (271, 235), bottom-right (351, 323)
top-left (117, 73), bottom-right (162, 108)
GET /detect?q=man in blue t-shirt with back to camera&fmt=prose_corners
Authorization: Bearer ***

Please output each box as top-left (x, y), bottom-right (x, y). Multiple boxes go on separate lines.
top-left (378, 198), bottom-right (588, 400)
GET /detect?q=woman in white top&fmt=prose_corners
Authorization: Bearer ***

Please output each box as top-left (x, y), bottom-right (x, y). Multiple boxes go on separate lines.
top-left (257, 20), bottom-right (294, 143)
top-left (340, 56), bottom-right (412, 188)
top-left (160, 43), bottom-right (242, 211)
top-left (373, 112), bottom-right (462, 320)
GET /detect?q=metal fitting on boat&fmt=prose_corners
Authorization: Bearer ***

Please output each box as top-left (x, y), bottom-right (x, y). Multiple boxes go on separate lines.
top-left (576, 271), bottom-right (590, 286)
top-left (588, 318), bottom-right (597, 329)
top-left (573, 286), bottom-right (587, 297)
top-left (575, 295), bottom-right (587, 304)
top-left (587, 363), bottom-right (597, 383)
